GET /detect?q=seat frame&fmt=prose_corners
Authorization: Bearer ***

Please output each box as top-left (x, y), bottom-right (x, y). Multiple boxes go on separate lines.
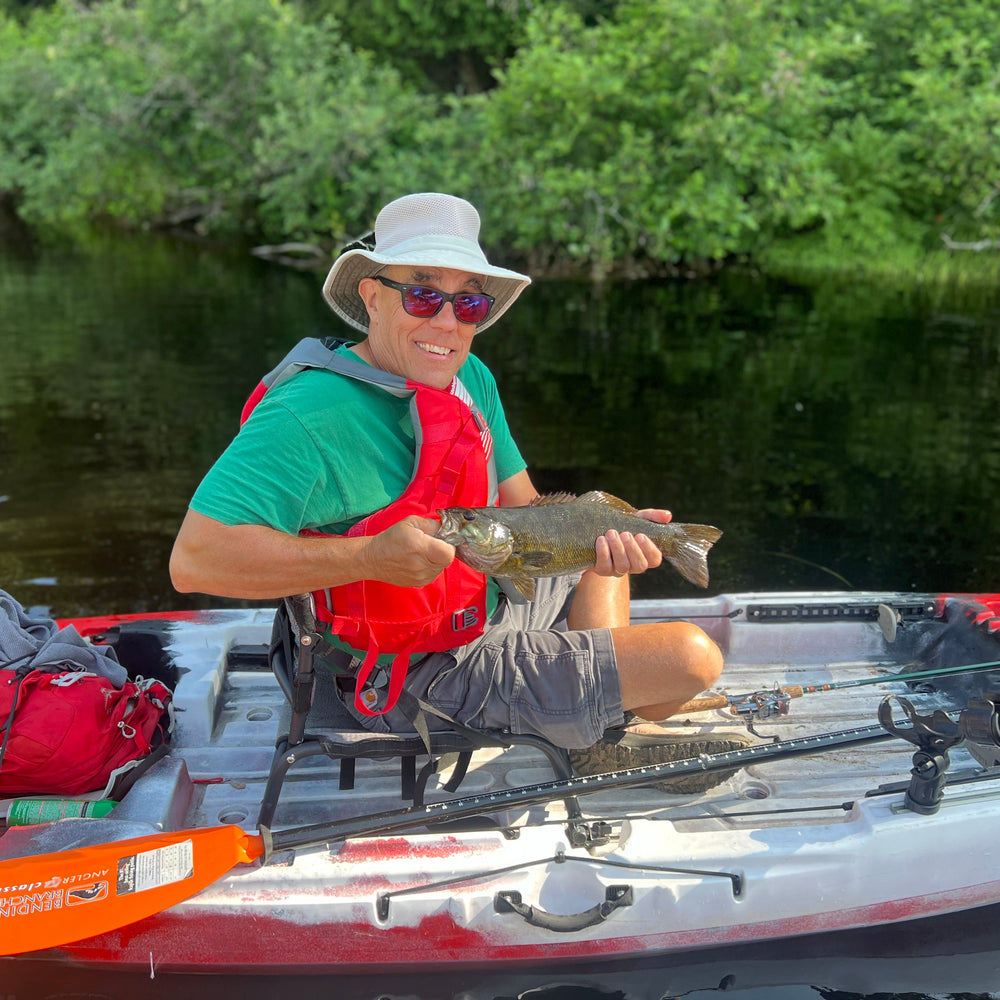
top-left (257, 596), bottom-right (585, 834)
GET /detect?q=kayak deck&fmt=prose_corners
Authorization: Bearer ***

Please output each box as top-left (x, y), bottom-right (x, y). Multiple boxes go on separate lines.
top-left (163, 592), bottom-right (997, 834)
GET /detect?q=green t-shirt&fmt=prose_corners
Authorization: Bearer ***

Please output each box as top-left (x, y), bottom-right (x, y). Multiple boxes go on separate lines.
top-left (190, 343), bottom-right (526, 654)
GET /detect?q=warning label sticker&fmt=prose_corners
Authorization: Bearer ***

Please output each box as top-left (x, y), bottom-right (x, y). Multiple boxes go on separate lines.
top-left (116, 840), bottom-right (194, 896)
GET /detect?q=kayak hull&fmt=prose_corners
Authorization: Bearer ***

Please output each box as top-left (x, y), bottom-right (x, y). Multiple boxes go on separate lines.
top-left (3, 590), bottom-right (1000, 973)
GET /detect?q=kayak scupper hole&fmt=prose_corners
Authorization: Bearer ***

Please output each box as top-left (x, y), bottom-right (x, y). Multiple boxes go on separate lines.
top-left (247, 707), bottom-right (274, 722)
top-left (219, 806), bottom-right (250, 825)
top-left (740, 781), bottom-right (770, 800)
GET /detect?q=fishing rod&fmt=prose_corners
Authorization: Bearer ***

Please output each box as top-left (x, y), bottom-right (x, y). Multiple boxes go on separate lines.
top-left (676, 658), bottom-right (1000, 724)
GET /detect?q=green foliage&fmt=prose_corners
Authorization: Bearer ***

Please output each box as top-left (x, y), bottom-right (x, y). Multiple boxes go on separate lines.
top-left (0, 0), bottom-right (52, 21)
top-left (296, 0), bottom-right (528, 95)
top-left (755, 2), bottom-right (1000, 277)
top-left (1, 0), bottom-right (998, 278)
top-left (447, 1), bottom-right (830, 273)
top-left (0, 0), bottom-right (431, 241)
top-left (465, 0), bottom-right (1000, 278)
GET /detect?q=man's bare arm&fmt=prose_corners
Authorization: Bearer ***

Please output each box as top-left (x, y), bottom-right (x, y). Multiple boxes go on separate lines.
top-left (497, 468), bottom-right (539, 507)
top-left (169, 509), bottom-right (455, 599)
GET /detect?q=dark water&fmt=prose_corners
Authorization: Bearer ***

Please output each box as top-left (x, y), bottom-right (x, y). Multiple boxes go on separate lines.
top-left (2, 225), bottom-right (1000, 997)
top-left (3, 228), bottom-right (1000, 621)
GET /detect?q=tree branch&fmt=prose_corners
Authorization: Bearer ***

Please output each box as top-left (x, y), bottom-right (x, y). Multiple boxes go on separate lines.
top-left (940, 233), bottom-right (1000, 252)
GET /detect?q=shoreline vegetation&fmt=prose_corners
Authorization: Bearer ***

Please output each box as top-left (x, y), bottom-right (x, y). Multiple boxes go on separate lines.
top-left (1, 0), bottom-right (998, 287)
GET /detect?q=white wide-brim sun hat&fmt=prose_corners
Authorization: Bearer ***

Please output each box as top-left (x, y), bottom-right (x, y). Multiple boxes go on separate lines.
top-left (322, 192), bottom-right (531, 334)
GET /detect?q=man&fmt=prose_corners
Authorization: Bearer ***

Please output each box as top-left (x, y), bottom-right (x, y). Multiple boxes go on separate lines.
top-left (170, 192), bottom-right (750, 788)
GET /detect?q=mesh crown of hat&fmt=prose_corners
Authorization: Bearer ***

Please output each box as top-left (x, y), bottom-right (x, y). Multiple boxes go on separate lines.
top-left (376, 195), bottom-right (481, 251)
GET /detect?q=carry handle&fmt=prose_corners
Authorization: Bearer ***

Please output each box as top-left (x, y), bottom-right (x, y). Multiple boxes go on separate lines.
top-left (493, 885), bottom-right (633, 933)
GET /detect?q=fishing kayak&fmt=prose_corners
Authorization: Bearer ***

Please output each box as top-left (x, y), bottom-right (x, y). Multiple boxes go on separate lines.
top-left (2, 590), bottom-right (1000, 974)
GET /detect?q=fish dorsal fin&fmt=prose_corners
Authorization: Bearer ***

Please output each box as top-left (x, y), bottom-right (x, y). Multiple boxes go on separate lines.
top-left (577, 490), bottom-right (638, 514)
top-left (529, 492), bottom-right (578, 507)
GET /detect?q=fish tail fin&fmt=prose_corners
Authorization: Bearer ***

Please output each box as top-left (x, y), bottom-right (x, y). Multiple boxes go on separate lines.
top-left (663, 525), bottom-right (723, 588)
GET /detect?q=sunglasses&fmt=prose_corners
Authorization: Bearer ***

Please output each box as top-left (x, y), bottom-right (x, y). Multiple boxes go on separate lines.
top-left (375, 276), bottom-right (495, 325)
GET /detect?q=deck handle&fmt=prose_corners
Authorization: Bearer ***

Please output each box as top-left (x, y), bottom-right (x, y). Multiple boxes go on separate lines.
top-left (493, 884), bottom-right (633, 932)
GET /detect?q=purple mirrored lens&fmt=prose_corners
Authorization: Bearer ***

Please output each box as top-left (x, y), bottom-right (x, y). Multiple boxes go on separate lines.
top-left (402, 286), bottom-right (444, 317)
top-left (452, 295), bottom-right (492, 323)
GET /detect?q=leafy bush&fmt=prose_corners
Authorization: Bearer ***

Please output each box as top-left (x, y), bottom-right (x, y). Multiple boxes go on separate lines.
top-left (463, 0), bottom-right (1000, 277)
top-left (1, 0), bottom-right (998, 278)
top-left (0, 0), bottom-right (431, 241)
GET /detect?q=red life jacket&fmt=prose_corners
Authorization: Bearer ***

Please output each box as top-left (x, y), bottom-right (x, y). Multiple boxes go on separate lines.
top-left (241, 337), bottom-right (498, 716)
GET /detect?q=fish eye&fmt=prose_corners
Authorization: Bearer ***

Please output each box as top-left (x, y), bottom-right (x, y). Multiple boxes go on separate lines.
top-left (462, 510), bottom-right (476, 521)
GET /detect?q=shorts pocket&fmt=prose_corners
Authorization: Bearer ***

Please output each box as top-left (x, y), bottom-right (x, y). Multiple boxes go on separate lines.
top-left (424, 643), bottom-right (503, 726)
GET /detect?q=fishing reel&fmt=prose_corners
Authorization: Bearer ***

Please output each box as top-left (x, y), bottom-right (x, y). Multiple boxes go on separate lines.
top-left (725, 688), bottom-right (793, 740)
top-left (729, 689), bottom-right (793, 719)
top-left (877, 692), bottom-right (1000, 815)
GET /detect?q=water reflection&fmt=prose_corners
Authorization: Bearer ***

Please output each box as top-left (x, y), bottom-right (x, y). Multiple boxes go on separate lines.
top-left (485, 272), bottom-right (1000, 600)
top-left (1, 228), bottom-right (332, 615)
top-left (1, 227), bottom-right (999, 618)
top-left (2, 229), bottom-right (1000, 997)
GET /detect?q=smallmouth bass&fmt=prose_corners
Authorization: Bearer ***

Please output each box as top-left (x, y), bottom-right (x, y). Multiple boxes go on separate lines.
top-left (435, 491), bottom-right (722, 601)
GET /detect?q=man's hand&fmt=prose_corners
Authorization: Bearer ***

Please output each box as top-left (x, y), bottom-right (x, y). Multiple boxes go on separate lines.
top-left (362, 516), bottom-right (456, 587)
top-left (593, 508), bottom-right (672, 578)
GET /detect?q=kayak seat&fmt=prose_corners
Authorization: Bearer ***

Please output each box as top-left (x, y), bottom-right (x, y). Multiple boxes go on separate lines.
top-left (256, 595), bottom-right (580, 829)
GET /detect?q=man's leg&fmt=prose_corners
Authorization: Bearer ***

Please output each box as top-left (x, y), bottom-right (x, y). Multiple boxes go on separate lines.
top-left (567, 571), bottom-right (724, 721)
top-left (565, 570), bottom-right (750, 793)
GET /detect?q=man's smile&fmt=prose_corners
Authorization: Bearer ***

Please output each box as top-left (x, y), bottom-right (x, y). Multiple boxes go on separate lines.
top-left (417, 341), bottom-right (454, 357)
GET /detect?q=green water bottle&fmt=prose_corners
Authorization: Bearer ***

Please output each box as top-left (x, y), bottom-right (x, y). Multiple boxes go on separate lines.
top-left (3, 798), bottom-right (116, 825)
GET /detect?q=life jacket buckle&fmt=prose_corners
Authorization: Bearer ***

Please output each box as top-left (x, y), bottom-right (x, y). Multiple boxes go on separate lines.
top-left (452, 607), bottom-right (481, 632)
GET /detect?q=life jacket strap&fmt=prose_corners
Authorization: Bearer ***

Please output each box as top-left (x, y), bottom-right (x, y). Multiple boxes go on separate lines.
top-left (352, 639), bottom-right (419, 718)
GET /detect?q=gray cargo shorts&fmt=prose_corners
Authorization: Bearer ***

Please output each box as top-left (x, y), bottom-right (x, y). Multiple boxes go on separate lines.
top-left (334, 575), bottom-right (624, 749)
